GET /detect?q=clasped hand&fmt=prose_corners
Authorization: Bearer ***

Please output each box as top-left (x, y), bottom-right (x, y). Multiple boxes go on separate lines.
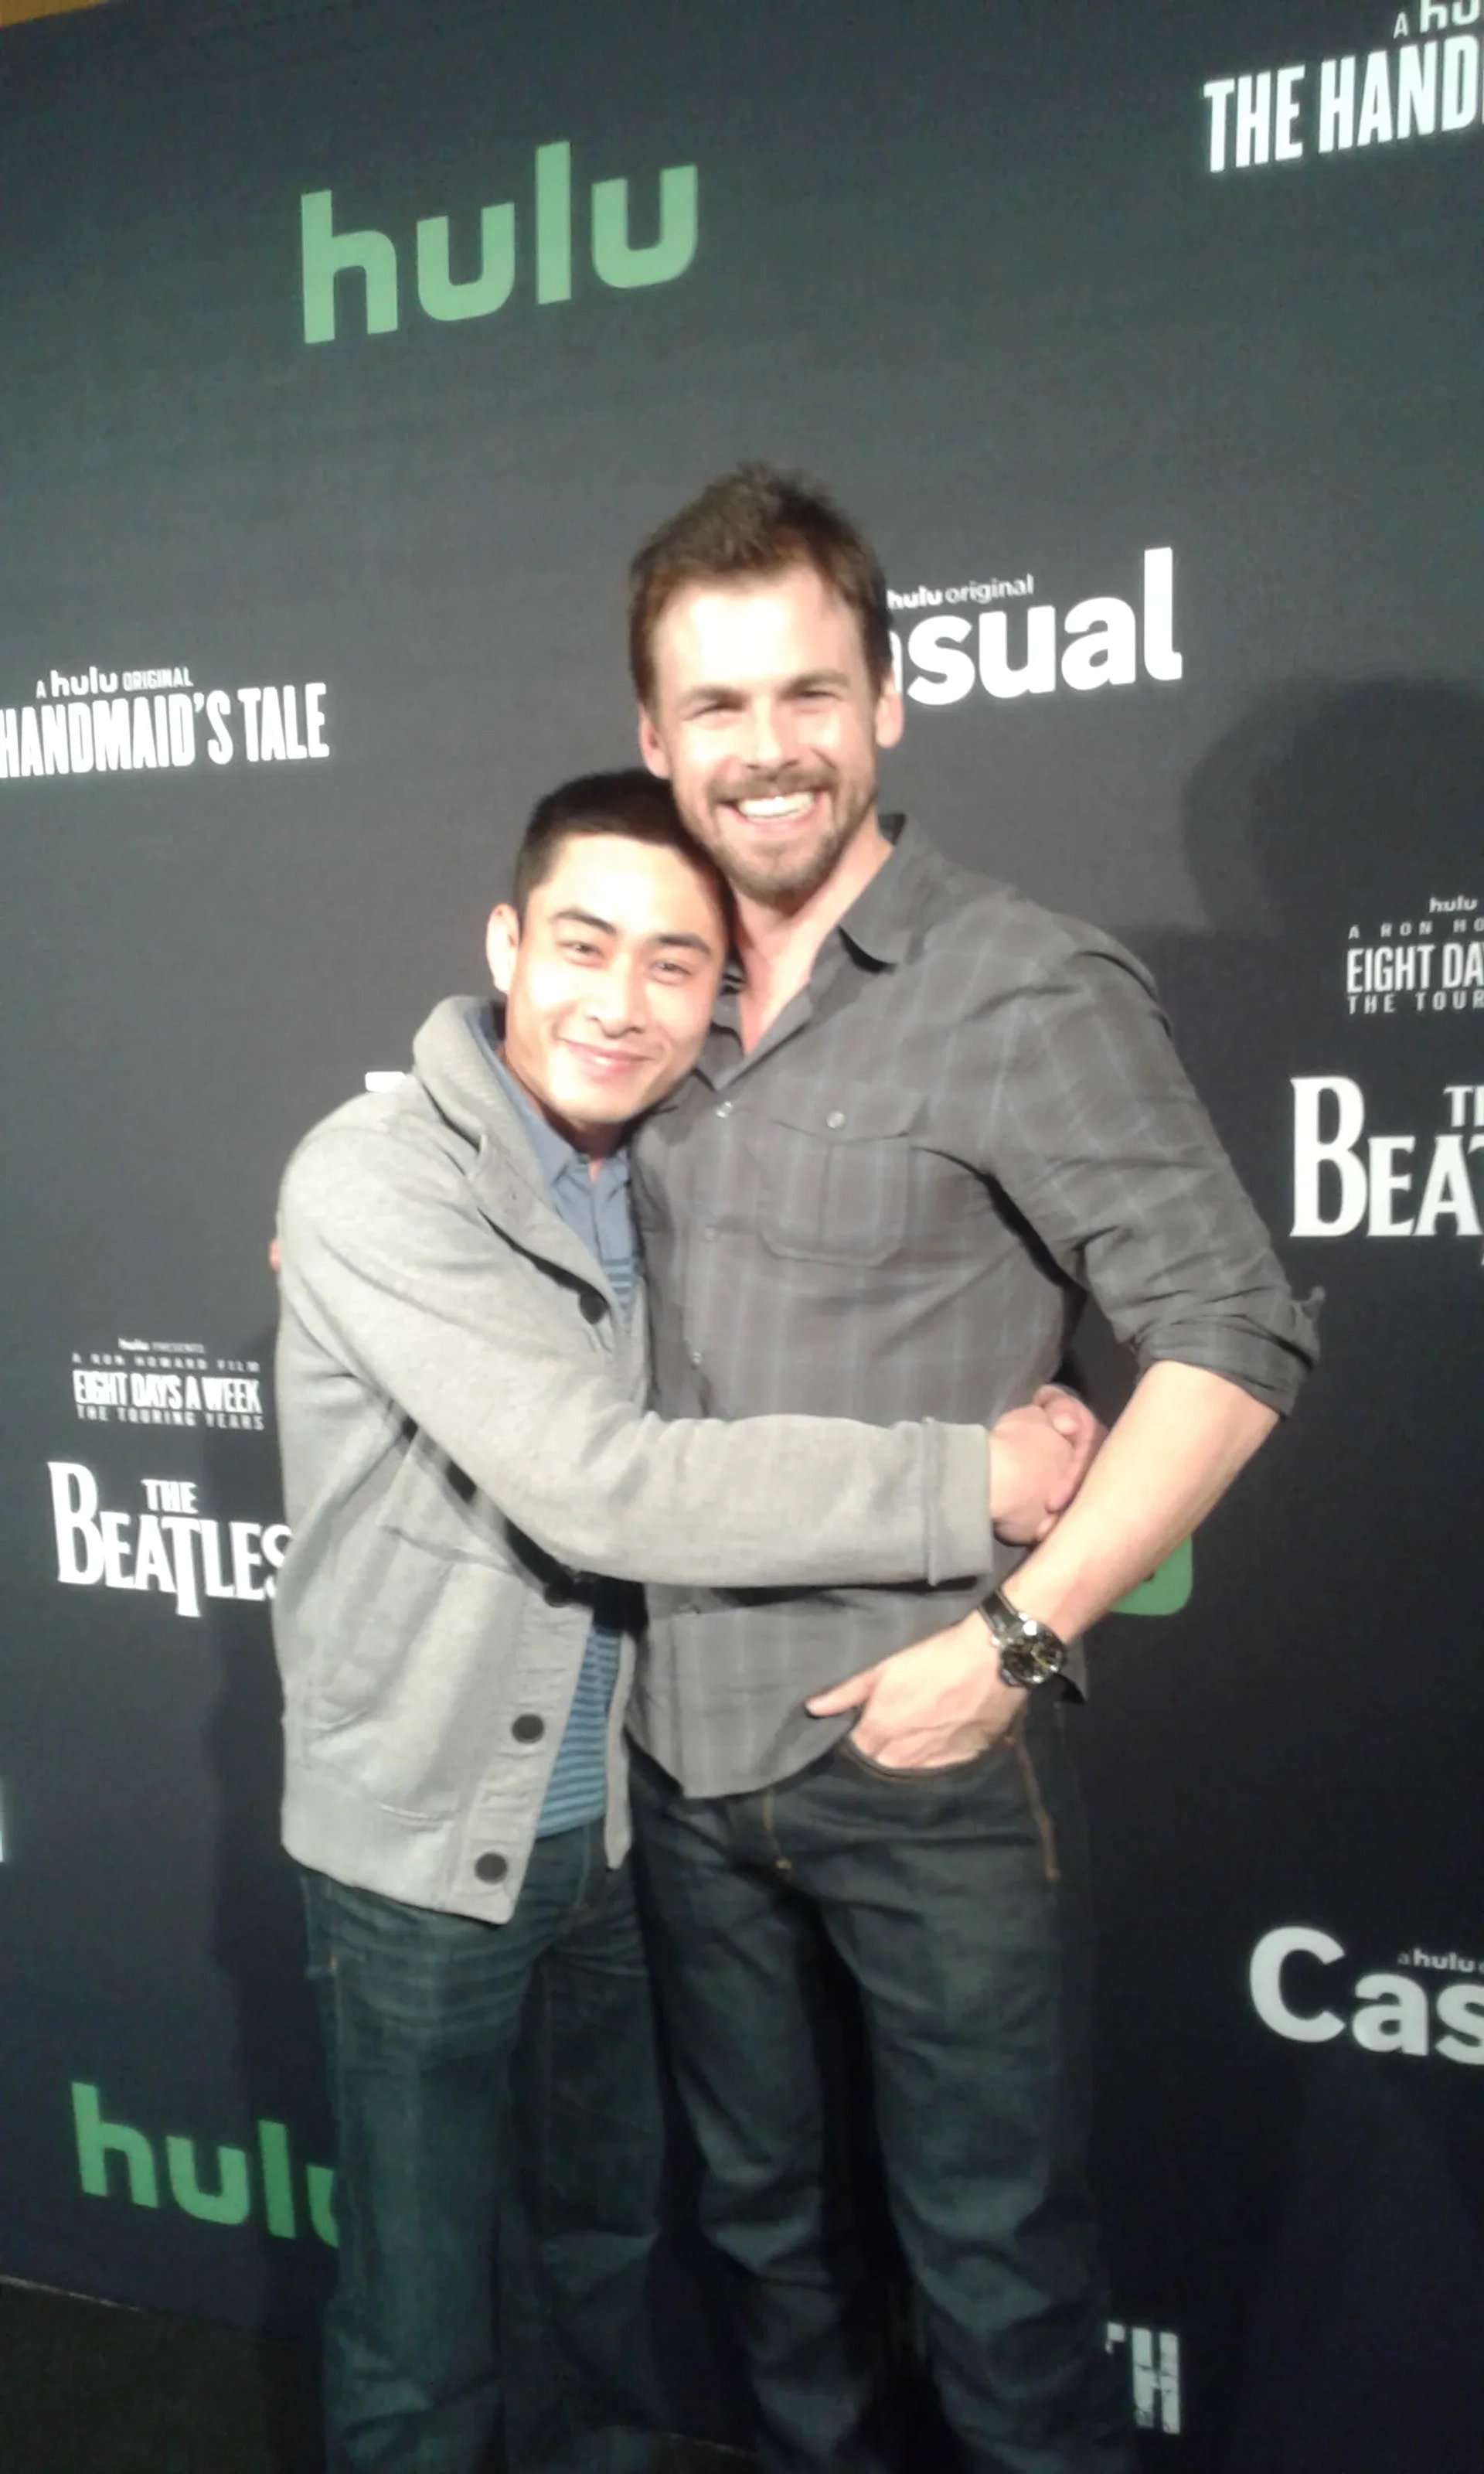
top-left (990, 1385), bottom-right (1103, 1545)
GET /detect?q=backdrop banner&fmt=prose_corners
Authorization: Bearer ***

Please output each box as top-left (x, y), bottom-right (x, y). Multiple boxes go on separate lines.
top-left (1, 2), bottom-right (1480, 2466)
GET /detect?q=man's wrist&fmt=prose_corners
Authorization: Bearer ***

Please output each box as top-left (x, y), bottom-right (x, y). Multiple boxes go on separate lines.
top-left (996, 1549), bottom-right (1085, 1645)
top-left (977, 1585), bottom-right (1069, 1690)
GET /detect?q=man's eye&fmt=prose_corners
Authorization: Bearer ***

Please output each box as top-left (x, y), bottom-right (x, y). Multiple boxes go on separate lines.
top-left (562, 939), bottom-right (601, 959)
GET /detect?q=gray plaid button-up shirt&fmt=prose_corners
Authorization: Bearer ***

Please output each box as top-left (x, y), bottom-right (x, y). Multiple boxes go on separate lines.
top-left (629, 816), bottom-right (1317, 1798)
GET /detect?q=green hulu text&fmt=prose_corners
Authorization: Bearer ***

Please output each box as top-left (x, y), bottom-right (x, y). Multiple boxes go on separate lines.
top-left (302, 140), bottom-right (699, 342)
top-left (72, 2080), bottom-right (336, 2246)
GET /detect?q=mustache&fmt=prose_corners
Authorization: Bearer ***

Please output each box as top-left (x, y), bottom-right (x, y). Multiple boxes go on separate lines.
top-left (709, 763), bottom-right (833, 807)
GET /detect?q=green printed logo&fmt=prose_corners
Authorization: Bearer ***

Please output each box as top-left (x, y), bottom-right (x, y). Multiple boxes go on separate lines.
top-left (72, 2080), bottom-right (336, 2247)
top-left (302, 140), bottom-right (699, 343)
top-left (1112, 1537), bottom-right (1193, 1617)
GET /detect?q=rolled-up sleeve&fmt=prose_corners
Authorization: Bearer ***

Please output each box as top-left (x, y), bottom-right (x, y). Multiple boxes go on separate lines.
top-left (981, 931), bottom-right (1319, 1414)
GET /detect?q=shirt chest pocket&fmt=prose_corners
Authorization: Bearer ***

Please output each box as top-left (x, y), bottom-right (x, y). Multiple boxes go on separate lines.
top-left (753, 1078), bottom-right (922, 1266)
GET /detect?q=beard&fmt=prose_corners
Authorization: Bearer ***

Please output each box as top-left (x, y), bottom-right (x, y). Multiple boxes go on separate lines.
top-left (693, 761), bottom-right (877, 905)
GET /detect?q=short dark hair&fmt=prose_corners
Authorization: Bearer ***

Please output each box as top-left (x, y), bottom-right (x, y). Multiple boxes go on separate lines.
top-left (628, 461), bottom-right (893, 710)
top-left (512, 768), bottom-right (724, 922)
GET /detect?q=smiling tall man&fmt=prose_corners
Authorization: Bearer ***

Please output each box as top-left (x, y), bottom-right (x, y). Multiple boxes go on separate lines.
top-left (625, 467), bottom-right (1320, 2474)
top-left (271, 769), bottom-right (1094, 2474)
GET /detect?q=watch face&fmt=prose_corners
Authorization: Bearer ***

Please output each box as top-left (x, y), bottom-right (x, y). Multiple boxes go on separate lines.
top-left (984, 1593), bottom-right (1067, 1689)
top-left (999, 1641), bottom-right (1051, 1689)
top-left (994, 1617), bottom-right (1066, 1689)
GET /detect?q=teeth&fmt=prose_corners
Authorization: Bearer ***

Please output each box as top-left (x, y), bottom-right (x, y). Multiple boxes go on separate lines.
top-left (737, 793), bottom-right (814, 820)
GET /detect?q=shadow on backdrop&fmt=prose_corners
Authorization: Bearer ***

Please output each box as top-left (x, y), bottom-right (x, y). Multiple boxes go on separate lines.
top-left (1114, 680), bottom-right (1484, 2474)
top-left (205, 1320), bottom-right (330, 2472)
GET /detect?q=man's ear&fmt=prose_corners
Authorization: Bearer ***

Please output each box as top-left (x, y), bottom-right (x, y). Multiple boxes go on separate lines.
top-left (637, 704), bottom-right (672, 779)
top-left (873, 668), bottom-right (905, 751)
top-left (485, 903), bottom-right (520, 996)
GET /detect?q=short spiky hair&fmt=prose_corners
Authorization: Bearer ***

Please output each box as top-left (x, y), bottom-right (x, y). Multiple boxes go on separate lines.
top-left (512, 768), bottom-right (723, 922)
top-left (628, 462), bottom-right (893, 710)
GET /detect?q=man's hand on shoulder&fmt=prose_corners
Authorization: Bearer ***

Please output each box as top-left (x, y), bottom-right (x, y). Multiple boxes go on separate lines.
top-left (989, 1386), bottom-right (1106, 1543)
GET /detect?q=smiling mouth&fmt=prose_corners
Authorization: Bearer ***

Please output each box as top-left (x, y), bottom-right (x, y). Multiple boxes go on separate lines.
top-left (727, 788), bottom-right (822, 828)
top-left (562, 1041), bottom-right (648, 1075)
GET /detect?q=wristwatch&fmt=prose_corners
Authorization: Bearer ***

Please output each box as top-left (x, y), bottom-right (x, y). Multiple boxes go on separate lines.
top-left (978, 1586), bottom-right (1068, 1690)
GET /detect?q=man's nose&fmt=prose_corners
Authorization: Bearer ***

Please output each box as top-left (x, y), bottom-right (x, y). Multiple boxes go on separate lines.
top-left (738, 697), bottom-right (795, 772)
top-left (584, 954), bottom-right (647, 1034)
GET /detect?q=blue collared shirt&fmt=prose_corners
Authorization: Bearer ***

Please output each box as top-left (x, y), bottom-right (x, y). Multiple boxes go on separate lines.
top-left (492, 1052), bottom-right (635, 1837)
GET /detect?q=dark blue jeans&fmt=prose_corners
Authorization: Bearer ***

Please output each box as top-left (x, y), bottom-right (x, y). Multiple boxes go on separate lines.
top-left (629, 1702), bottom-right (1135, 2474)
top-left (301, 1828), bottom-right (664, 2474)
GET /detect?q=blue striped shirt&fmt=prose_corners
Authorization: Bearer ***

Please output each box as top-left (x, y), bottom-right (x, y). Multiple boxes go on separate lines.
top-left (491, 1054), bottom-right (636, 1838)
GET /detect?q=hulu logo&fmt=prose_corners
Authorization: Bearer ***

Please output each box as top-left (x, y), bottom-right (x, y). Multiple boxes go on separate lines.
top-left (72, 2080), bottom-right (336, 2247)
top-left (301, 141), bottom-right (699, 343)
top-left (1113, 1537), bottom-right (1193, 1617)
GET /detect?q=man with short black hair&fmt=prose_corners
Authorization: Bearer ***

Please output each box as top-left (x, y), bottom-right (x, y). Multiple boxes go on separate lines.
top-left (271, 767), bottom-right (1094, 2474)
top-left (625, 466), bottom-right (1320, 2474)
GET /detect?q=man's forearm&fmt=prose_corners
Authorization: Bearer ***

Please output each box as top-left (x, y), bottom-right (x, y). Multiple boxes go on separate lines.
top-left (1000, 1360), bottom-right (1278, 1641)
top-left (806, 1361), bottom-right (1278, 1770)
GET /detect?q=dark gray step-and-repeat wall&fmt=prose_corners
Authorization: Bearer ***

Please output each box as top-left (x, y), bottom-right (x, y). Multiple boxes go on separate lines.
top-left (2, 2), bottom-right (1481, 2465)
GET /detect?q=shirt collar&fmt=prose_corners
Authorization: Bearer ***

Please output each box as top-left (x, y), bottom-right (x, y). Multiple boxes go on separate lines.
top-left (831, 810), bottom-right (919, 967)
top-left (699, 813), bottom-right (924, 1071)
top-left (714, 812), bottom-right (922, 992)
top-left (487, 1043), bottom-right (630, 1194)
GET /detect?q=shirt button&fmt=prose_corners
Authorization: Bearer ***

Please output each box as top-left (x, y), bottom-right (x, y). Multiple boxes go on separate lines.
top-left (715, 1099), bottom-right (733, 1118)
top-left (703, 1225), bottom-right (716, 1242)
top-left (475, 1852), bottom-right (509, 1884)
top-left (688, 1347), bottom-right (703, 1368)
top-left (512, 1713), bottom-right (546, 1744)
top-left (580, 1292), bottom-right (604, 1324)
top-left (825, 1109), bottom-right (846, 1130)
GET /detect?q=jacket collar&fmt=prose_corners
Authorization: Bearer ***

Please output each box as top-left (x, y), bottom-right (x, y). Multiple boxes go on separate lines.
top-left (410, 996), bottom-right (627, 1312)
